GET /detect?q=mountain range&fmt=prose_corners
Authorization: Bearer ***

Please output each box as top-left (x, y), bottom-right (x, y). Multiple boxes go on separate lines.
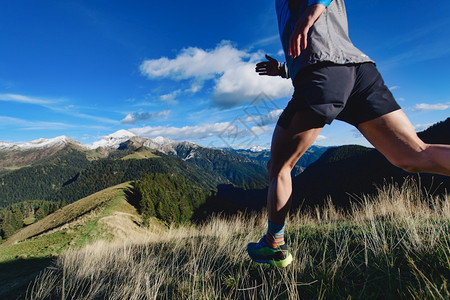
top-left (0, 118), bottom-right (448, 221)
top-left (0, 129), bottom-right (326, 175)
top-left (0, 129), bottom-right (329, 208)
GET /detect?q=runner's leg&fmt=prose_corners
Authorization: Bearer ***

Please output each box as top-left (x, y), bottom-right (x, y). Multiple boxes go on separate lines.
top-left (357, 110), bottom-right (450, 176)
top-left (267, 110), bottom-right (325, 224)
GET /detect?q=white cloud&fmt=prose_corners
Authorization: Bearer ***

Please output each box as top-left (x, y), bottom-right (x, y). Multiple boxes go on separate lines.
top-left (139, 41), bottom-right (293, 108)
top-left (127, 107), bottom-right (287, 147)
top-left (121, 110), bottom-right (171, 124)
top-left (0, 93), bottom-right (55, 105)
top-left (159, 91), bottom-right (180, 104)
top-left (389, 86), bottom-right (399, 91)
top-left (243, 109), bottom-right (283, 126)
top-left (129, 119), bottom-right (274, 142)
top-left (129, 122), bottom-right (233, 140)
top-left (413, 103), bottom-right (449, 111)
top-left (315, 135), bottom-right (328, 142)
top-left (249, 125), bottom-right (273, 135)
top-left (211, 62), bottom-right (292, 107)
top-left (187, 82), bottom-right (203, 93)
top-left (414, 123), bottom-right (433, 132)
top-left (140, 41), bottom-right (245, 80)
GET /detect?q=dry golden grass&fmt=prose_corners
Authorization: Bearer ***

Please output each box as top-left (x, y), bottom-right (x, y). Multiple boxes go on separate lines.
top-left (28, 180), bottom-right (449, 299)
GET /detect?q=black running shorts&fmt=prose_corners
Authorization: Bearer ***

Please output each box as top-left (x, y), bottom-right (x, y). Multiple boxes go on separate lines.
top-left (276, 62), bottom-right (401, 128)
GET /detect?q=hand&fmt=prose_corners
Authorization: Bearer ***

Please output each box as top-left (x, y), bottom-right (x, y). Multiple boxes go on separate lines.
top-left (289, 4), bottom-right (326, 59)
top-left (255, 54), bottom-right (281, 76)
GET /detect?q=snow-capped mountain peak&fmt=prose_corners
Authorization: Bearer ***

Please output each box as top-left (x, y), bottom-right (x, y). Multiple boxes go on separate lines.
top-left (89, 130), bottom-right (137, 149)
top-left (152, 136), bottom-right (175, 145)
top-left (0, 130), bottom-right (205, 156)
top-left (108, 129), bottom-right (136, 139)
top-left (0, 136), bottom-right (79, 151)
top-left (249, 146), bottom-right (268, 152)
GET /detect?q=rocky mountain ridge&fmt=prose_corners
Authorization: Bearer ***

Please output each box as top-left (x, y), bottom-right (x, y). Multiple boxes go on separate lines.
top-left (1, 130), bottom-right (224, 160)
top-left (0, 130), bottom-right (327, 175)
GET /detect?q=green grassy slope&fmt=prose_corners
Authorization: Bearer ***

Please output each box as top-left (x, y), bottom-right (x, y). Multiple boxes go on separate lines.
top-left (1, 182), bottom-right (131, 247)
top-left (0, 182), bottom-right (148, 299)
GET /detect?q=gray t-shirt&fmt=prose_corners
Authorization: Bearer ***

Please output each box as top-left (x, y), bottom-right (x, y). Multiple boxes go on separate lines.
top-left (276, 0), bottom-right (374, 80)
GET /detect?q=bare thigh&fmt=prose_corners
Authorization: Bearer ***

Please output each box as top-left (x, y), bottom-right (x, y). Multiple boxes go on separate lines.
top-left (357, 110), bottom-right (424, 154)
top-left (357, 109), bottom-right (442, 173)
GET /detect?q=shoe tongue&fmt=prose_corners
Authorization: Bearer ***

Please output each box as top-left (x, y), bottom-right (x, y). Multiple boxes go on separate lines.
top-left (258, 236), bottom-right (268, 246)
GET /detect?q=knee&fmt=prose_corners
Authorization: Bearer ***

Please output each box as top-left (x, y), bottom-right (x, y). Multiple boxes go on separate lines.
top-left (267, 158), bottom-right (293, 179)
top-left (388, 147), bottom-right (430, 173)
top-left (391, 159), bottom-right (422, 173)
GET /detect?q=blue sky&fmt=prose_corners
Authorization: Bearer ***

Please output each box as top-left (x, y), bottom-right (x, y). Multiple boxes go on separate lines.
top-left (1, 0), bottom-right (449, 148)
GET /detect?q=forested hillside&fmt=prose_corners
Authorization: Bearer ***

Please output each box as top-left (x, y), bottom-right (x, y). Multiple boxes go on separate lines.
top-left (417, 118), bottom-right (450, 144)
top-left (126, 173), bottom-right (209, 225)
top-left (0, 145), bottom-right (269, 209)
top-left (163, 143), bottom-right (269, 190)
top-left (46, 152), bottom-right (219, 204)
top-left (0, 200), bottom-right (61, 240)
top-left (0, 148), bottom-right (90, 206)
top-left (229, 145), bottom-right (328, 176)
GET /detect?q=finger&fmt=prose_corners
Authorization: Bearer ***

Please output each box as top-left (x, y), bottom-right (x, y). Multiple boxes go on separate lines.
top-left (301, 29), bottom-right (308, 50)
top-left (292, 28), bottom-right (301, 58)
top-left (288, 35), bottom-right (294, 57)
top-left (266, 54), bottom-right (276, 62)
top-left (292, 34), bottom-right (300, 58)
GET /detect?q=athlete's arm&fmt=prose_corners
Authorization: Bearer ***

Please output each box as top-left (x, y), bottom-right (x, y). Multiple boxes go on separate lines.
top-left (288, 0), bottom-right (332, 59)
